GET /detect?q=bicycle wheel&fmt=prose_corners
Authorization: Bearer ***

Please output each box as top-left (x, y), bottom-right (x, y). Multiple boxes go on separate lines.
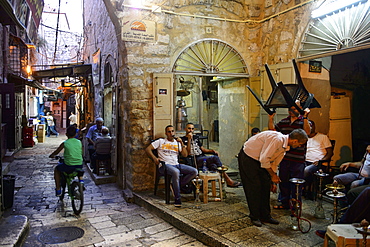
top-left (71, 181), bottom-right (84, 215)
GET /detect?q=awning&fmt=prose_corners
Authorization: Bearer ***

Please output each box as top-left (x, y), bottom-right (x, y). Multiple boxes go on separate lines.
top-left (33, 64), bottom-right (92, 79)
top-left (8, 74), bottom-right (57, 91)
top-left (0, 0), bottom-right (26, 28)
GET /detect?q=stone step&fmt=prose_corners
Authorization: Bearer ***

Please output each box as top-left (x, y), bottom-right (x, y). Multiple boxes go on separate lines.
top-left (0, 215), bottom-right (29, 247)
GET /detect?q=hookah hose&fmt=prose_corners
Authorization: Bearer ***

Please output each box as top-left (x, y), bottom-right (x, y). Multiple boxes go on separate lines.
top-left (191, 136), bottom-right (199, 171)
top-left (289, 198), bottom-right (312, 233)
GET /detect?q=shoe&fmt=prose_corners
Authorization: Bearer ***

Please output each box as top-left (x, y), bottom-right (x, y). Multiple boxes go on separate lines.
top-left (174, 198), bottom-right (182, 208)
top-left (261, 217), bottom-right (279, 225)
top-left (55, 189), bottom-right (62, 197)
top-left (56, 133), bottom-right (59, 137)
top-left (252, 219), bottom-right (262, 227)
top-left (227, 181), bottom-right (242, 187)
top-left (315, 230), bottom-right (326, 239)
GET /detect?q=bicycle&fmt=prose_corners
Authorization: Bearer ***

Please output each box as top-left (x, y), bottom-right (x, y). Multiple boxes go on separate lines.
top-left (54, 156), bottom-right (84, 215)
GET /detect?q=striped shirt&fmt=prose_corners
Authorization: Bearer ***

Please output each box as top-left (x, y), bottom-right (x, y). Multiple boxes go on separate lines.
top-left (275, 116), bottom-right (310, 162)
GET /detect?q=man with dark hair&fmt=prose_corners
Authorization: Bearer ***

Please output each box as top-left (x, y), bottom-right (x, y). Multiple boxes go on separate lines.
top-left (181, 123), bottom-right (241, 187)
top-left (49, 125), bottom-right (83, 196)
top-left (146, 125), bottom-right (198, 207)
top-left (268, 102), bottom-right (311, 209)
top-left (238, 129), bottom-right (308, 227)
top-left (304, 120), bottom-right (333, 199)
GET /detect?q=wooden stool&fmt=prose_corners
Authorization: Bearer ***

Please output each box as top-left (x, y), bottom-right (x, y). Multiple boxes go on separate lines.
top-left (96, 158), bottom-right (111, 175)
top-left (199, 172), bottom-right (223, 203)
top-left (324, 224), bottom-right (370, 247)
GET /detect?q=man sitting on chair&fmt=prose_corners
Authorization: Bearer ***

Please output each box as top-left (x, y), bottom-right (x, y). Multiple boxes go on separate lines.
top-left (91, 127), bottom-right (111, 174)
top-left (181, 123), bottom-right (241, 187)
top-left (146, 125), bottom-right (198, 207)
top-left (303, 120), bottom-right (333, 199)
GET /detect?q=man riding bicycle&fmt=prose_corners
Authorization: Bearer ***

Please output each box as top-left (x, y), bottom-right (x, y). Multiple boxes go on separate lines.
top-left (49, 125), bottom-right (84, 196)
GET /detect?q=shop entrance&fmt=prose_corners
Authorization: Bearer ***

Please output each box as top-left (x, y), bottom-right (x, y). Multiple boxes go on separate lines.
top-left (172, 39), bottom-right (249, 168)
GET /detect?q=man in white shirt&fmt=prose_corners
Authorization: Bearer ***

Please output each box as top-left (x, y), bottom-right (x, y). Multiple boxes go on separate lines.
top-left (333, 145), bottom-right (370, 189)
top-left (146, 125), bottom-right (198, 207)
top-left (304, 121), bottom-right (333, 199)
top-left (238, 129), bottom-right (308, 227)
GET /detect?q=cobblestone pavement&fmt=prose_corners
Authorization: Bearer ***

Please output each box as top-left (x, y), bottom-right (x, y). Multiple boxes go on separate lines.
top-left (135, 184), bottom-right (334, 247)
top-left (3, 135), bottom-right (206, 247)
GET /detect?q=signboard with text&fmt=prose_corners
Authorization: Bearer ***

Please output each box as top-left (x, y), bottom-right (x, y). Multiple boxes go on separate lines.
top-left (122, 19), bottom-right (156, 43)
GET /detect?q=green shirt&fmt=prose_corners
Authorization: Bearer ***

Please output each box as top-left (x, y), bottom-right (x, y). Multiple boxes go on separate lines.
top-left (64, 138), bottom-right (83, 166)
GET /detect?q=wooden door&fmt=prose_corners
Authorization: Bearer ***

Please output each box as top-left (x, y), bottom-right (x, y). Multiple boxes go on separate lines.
top-left (153, 74), bottom-right (174, 139)
top-left (15, 93), bottom-right (23, 150)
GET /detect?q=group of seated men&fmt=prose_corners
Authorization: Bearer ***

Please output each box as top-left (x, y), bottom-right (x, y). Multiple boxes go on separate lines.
top-left (145, 123), bottom-right (242, 208)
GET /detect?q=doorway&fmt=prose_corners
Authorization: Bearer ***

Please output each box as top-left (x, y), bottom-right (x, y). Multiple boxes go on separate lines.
top-left (172, 39), bottom-right (249, 169)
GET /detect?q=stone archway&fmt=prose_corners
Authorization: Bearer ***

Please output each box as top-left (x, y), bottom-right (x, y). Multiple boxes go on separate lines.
top-left (173, 38), bottom-right (249, 77)
top-left (299, 0), bottom-right (370, 59)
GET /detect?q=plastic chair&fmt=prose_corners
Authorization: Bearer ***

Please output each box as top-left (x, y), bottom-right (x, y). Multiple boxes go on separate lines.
top-left (194, 124), bottom-right (209, 149)
top-left (150, 146), bottom-right (171, 204)
top-left (96, 157), bottom-right (111, 176)
top-left (154, 160), bottom-right (171, 204)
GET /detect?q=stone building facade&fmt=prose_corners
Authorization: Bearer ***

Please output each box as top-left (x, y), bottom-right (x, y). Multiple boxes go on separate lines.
top-left (82, 0), bottom-right (370, 193)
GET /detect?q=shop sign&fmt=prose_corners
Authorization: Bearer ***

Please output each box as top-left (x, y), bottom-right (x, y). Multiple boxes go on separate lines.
top-left (309, 60), bottom-right (322, 73)
top-left (122, 19), bottom-right (156, 43)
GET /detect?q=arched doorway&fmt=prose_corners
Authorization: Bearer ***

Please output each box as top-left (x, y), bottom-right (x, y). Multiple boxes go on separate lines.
top-left (172, 39), bottom-right (249, 168)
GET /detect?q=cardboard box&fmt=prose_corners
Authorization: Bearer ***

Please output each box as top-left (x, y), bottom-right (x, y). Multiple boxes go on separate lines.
top-left (38, 124), bottom-right (45, 131)
top-left (37, 127), bottom-right (46, 143)
top-left (37, 135), bottom-right (45, 143)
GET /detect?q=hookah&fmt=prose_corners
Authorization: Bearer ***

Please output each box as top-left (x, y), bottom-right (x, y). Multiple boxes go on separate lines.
top-left (314, 170), bottom-right (329, 219)
top-left (354, 219), bottom-right (370, 247)
top-left (325, 183), bottom-right (345, 223)
top-left (289, 178), bottom-right (311, 233)
top-left (217, 166), bottom-right (228, 199)
top-left (190, 134), bottom-right (203, 209)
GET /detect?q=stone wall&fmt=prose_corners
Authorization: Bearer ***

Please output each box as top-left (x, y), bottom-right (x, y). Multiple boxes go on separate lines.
top-left (88, 0), bottom-right (318, 191)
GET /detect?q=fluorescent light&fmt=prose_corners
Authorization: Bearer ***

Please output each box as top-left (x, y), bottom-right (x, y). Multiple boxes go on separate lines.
top-left (311, 0), bottom-right (364, 18)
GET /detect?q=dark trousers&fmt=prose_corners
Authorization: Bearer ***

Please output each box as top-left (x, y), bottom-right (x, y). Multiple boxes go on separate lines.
top-left (278, 159), bottom-right (305, 207)
top-left (238, 149), bottom-right (271, 221)
top-left (340, 186), bottom-right (370, 223)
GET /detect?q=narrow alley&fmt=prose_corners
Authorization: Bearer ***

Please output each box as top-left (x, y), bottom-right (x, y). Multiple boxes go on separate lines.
top-left (2, 135), bottom-right (206, 247)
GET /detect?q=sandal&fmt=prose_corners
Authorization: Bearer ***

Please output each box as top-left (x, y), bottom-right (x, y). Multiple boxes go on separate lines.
top-left (227, 181), bottom-right (241, 187)
top-left (273, 204), bottom-right (289, 210)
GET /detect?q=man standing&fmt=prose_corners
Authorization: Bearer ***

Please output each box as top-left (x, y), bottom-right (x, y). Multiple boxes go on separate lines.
top-left (181, 123), bottom-right (241, 187)
top-left (41, 111), bottom-right (59, 137)
top-left (146, 125), bottom-right (198, 207)
top-left (238, 129), bottom-right (308, 227)
top-left (69, 112), bottom-right (77, 126)
top-left (268, 102), bottom-right (311, 209)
